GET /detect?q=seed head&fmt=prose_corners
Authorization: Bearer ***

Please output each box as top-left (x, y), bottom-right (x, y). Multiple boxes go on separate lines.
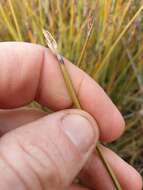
top-left (43, 29), bottom-right (58, 55)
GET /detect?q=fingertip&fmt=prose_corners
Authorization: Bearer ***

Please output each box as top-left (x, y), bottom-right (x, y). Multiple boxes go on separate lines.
top-left (100, 108), bottom-right (125, 142)
top-left (137, 174), bottom-right (143, 190)
top-left (80, 145), bottom-right (142, 190)
top-left (101, 146), bottom-right (142, 190)
top-left (129, 169), bottom-right (143, 190)
top-left (122, 164), bottom-right (143, 190)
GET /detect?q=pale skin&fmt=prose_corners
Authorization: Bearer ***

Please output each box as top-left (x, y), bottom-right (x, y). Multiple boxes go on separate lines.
top-left (0, 42), bottom-right (142, 190)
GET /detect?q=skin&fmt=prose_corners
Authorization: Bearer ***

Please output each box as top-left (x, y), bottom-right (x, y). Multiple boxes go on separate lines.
top-left (0, 42), bottom-right (142, 190)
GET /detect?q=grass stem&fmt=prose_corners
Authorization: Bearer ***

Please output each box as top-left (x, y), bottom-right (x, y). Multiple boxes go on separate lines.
top-left (58, 55), bottom-right (122, 190)
top-left (8, 0), bottom-right (23, 41)
top-left (43, 29), bottom-right (123, 190)
top-left (77, 15), bottom-right (95, 67)
top-left (95, 5), bottom-right (143, 79)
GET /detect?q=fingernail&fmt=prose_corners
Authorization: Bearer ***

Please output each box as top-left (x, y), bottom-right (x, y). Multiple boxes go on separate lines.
top-left (62, 114), bottom-right (95, 153)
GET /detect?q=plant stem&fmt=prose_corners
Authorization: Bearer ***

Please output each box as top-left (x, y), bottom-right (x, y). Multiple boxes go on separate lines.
top-left (0, 3), bottom-right (17, 40)
top-left (96, 145), bottom-right (122, 190)
top-left (77, 15), bottom-right (95, 67)
top-left (8, 0), bottom-right (23, 41)
top-left (43, 29), bottom-right (122, 190)
top-left (95, 4), bottom-right (143, 79)
top-left (56, 54), bottom-right (122, 190)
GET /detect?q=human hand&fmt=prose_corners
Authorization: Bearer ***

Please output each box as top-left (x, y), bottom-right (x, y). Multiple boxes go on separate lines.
top-left (0, 42), bottom-right (142, 190)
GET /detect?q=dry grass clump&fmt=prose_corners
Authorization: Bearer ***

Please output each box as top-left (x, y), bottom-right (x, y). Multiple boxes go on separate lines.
top-left (0, 0), bottom-right (143, 177)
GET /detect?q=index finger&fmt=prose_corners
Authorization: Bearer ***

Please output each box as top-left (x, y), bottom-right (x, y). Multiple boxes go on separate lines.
top-left (0, 42), bottom-right (125, 142)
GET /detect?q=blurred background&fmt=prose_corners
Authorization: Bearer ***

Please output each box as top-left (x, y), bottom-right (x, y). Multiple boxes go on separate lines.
top-left (0, 0), bottom-right (143, 177)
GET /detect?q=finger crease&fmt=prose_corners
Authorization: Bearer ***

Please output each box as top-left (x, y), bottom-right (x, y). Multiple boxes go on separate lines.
top-left (18, 142), bottom-right (45, 190)
top-left (0, 152), bottom-right (30, 190)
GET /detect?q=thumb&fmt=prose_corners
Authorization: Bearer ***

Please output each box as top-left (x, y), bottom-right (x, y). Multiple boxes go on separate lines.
top-left (0, 109), bottom-right (99, 190)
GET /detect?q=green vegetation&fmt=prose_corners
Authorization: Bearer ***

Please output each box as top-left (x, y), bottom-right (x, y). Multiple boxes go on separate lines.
top-left (0, 0), bottom-right (143, 177)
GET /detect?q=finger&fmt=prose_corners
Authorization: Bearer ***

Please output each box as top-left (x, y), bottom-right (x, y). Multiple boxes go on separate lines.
top-left (69, 184), bottom-right (90, 190)
top-left (0, 109), bottom-right (99, 190)
top-left (0, 42), bottom-right (124, 141)
top-left (80, 145), bottom-right (142, 190)
top-left (0, 108), bottom-right (46, 136)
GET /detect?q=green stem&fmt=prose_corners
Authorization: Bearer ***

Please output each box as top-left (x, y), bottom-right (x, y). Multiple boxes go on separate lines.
top-left (95, 5), bottom-right (143, 79)
top-left (8, 0), bottom-right (23, 41)
top-left (77, 19), bottom-right (94, 67)
top-left (0, 4), bottom-right (17, 40)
